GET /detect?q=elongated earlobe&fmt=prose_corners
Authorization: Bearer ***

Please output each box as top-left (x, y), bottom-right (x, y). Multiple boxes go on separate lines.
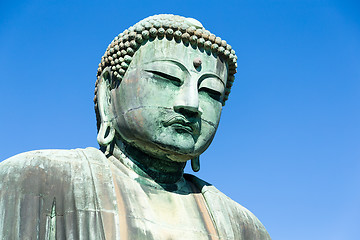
top-left (97, 121), bottom-right (115, 146)
top-left (96, 67), bottom-right (116, 147)
top-left (191, 156), bottom-right (200, 172)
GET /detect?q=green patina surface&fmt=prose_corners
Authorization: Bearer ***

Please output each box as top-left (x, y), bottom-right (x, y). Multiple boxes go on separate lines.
top-left (0, 14), bottom-right (271, 239)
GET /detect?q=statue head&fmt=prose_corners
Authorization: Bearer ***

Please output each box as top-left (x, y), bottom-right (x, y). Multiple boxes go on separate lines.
top-left (94, 14), bottom-right (237, 169)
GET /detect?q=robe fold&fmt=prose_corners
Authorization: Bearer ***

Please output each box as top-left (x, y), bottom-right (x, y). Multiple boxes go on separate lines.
top-left (0, 147), bottom-right (270, 239)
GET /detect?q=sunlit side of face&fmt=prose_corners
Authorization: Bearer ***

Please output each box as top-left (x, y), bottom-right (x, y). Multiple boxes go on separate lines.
top-left (111, 38), bottom-right (228, 162)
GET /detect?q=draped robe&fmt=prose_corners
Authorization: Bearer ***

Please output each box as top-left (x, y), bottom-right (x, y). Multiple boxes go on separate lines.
top-left (0, 148), bottom-right (270, 239)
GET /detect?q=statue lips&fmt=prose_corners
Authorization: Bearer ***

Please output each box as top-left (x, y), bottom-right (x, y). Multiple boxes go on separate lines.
top-left (162, 115), bottom-right (199, 135)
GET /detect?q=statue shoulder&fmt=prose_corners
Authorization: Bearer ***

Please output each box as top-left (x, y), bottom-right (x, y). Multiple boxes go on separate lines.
top-left (185, 174), bottom-right (271, 240)
top-left (0, 147), bottom-right (105, 178)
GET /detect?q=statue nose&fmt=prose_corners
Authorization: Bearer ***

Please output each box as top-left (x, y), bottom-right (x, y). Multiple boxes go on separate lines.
top-left (173, 83), bottom-right (202, 118)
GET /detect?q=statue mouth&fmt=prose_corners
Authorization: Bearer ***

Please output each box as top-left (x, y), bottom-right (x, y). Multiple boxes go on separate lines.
top-left (171, 123), bottom-right (193, 134)
top-left (162, 115), bottom-right (199, 135)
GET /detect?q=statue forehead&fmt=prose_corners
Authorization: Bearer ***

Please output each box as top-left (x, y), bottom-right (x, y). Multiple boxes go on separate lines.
top-left (130, 39), bottom-right (228, 85)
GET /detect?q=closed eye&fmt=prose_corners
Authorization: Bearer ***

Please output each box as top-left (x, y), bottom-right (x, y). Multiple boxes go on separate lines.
top-left (199, 87), bottom-right (222, 101)
top-left (145, 70), bottom-right (181, 86)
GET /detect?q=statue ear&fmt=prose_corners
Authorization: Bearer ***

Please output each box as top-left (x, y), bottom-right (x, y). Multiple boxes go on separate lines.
top-left (97, 67), bottom-right (116, 146)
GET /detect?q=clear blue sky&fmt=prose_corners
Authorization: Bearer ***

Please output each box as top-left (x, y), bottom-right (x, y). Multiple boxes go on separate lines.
top-left (1, 0), bottom-right (359, 239)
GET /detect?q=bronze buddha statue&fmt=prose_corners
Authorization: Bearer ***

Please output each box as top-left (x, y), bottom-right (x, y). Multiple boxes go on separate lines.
top-left (0, 14), bottom-right (270, 239)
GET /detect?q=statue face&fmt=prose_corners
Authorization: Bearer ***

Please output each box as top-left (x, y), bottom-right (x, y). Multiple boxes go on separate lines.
top-left (111, 39), bottom-right (228, 162)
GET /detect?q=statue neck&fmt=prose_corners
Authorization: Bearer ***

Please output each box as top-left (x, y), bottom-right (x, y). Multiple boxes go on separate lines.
top-left (109, 139), bottom-right (186, 184)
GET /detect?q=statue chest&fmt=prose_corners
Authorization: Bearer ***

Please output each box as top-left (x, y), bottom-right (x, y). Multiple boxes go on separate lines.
top-left (110, 163), bottom-right (220, 240)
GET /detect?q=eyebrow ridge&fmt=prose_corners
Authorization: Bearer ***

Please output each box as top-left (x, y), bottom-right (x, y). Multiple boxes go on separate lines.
top-left (143, 58), bottom-right (190, 75)
top-left (198, 72), bottom-right (225, 87)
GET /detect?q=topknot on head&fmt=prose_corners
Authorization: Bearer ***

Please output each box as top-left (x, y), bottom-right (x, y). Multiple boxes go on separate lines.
top-left (136, 14), bottom-right (203, 31)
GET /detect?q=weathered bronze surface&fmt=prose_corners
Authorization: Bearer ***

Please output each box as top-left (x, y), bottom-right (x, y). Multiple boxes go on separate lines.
top-left (0, 14), bottom-right (271, 239)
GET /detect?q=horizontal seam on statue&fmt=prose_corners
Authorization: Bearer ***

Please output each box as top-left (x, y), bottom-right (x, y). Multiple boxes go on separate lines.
top-left (122, 215), bottom-right (219, 234)
top-left (200, 118), bottom-right (216, 127)
top-left (114, 106), bottom-right (217, 128)
top-left (119, 105), bottom-right (172, 114)
top-left (61, 209), bottom-right (119, 214)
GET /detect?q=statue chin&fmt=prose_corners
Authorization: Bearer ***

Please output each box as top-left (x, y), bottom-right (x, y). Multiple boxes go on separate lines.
top-left (115, 133), bottom-right (198, 163)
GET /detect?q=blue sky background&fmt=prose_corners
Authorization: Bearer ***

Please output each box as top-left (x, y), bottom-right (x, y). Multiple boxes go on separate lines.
top-left (1, 0), bottom-right (359, 239)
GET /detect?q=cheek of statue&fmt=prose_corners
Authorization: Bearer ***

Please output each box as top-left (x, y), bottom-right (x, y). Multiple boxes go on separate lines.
top-left (193, 94), bottom-right (222, 154)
